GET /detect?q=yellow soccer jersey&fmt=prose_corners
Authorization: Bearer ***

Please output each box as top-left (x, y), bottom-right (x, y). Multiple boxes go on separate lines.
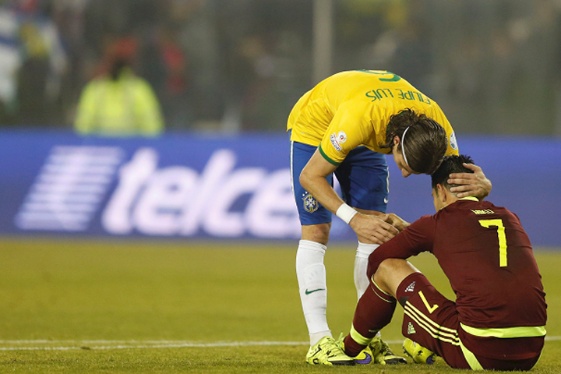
top-left (287, 70), bottom-right (458, 165)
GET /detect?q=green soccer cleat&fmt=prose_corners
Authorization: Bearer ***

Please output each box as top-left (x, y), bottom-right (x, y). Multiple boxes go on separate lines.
top-left (402, 338), bottom-right (437, 364)
top-left (370, 336), bottom-right (408, 365)
top-left (306, 336), bottom-right (355, 366)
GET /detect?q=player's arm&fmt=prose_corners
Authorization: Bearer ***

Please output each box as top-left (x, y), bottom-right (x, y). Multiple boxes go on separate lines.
top-left (300, 149), bottom-right (399, 244)
top-left (439, 119), bottom-right (491, 199)
top-left (366, 217), bottom-right (433, 279)
top-left (447, 163), bottom-right (492, 199)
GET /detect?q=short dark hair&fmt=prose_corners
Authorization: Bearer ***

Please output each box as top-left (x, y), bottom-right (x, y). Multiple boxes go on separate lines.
top-left (383, 109), bottom-right (447, 174)
top-left (431, 154), bottom-right (474, 189)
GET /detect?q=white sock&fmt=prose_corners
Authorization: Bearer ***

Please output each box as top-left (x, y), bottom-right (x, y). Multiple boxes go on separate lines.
top-left (354, 241), bottom-right (379, 299)
top-left (296, 239), bottom-right (332, 346)
top-left (355, 242), bottom-right (383, 341)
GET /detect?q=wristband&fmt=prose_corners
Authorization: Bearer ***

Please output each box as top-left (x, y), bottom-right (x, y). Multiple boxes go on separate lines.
top-left (336, 203), bottom-right (358, 224)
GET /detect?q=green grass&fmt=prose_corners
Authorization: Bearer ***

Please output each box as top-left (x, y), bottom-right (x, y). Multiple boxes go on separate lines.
top-left (0, 238), bottom-right (559, 373)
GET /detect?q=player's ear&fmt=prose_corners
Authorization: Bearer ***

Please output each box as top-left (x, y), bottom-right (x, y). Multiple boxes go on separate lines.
top-left (393, 135), bottom-right (400, 146)
top-left (436, 184), bottom-right (447, 202)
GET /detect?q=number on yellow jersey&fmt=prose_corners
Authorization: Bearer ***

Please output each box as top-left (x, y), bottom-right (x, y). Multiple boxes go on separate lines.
top-left (357, 70), bottom-right (402, 82)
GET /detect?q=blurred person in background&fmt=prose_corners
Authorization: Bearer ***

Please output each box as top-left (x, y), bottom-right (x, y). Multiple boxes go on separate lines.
top-left (288, 69), bottom-right (492, 366)
top-left (341, 155), bottom-right (546, 371)
top-left (0, 0), bottom-right (67, 126)
top-left (74, 37), bottom-right (164, 136)
top-left (138, 25), bottom-right (191, 130)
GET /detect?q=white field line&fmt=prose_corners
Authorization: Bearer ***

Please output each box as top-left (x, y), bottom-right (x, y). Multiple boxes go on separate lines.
top-left (0, 337), bottom-right (559, 351)
top-left (0, 340), bottom-right (308, 351)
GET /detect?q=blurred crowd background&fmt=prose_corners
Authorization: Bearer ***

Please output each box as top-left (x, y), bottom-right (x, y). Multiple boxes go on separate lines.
top-left (0, 0), bottom-right (560, 135)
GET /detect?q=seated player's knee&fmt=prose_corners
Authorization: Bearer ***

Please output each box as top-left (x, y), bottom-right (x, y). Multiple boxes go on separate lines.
top-left (373, 259), bottom-right (404, 286)
top-left (374, 259), bottom-right (420, 296)
top-left (374, 259), bottom-right (395, 283)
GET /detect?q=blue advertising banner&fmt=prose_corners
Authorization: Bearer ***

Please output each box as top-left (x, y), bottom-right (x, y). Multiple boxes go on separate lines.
top-left (0, 130), bottom-right (560, 247)
top-left (0, 131), bottom-right (301, 240)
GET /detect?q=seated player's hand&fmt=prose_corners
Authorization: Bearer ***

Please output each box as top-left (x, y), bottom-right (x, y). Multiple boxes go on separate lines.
top-left (448, 163), bottom-right (492, 199)
top-left (350, 213), bottom-right (399, 245)
top-left (384, 213), bottom-right (410, 231)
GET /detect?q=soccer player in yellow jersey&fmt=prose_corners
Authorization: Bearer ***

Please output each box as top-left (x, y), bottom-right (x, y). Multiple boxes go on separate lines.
top-left (287, 70), bottom-right (492, 366)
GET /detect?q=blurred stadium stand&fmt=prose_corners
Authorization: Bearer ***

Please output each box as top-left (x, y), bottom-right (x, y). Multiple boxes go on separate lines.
top-left (0, 0), bottom-right (559, 135)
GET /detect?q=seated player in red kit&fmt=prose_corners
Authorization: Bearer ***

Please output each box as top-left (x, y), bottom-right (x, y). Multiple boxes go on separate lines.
top-left (340, 155), bottom-right (547, 371)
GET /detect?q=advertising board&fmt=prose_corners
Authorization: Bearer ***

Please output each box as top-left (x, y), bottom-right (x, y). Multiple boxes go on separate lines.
top-left (0, 130), bottom-right (559, 247)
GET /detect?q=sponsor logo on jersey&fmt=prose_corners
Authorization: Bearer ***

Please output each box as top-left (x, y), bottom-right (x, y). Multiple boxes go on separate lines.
top-left (329, 131), bottom-right (347, 152)
top-left (449, 131), bottom-right (458, 150)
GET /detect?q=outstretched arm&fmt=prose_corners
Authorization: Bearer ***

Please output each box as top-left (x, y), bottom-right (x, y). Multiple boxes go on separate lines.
top-left (300, 149), bottom-right (399, 244)
top-left (447, 163), bottom-right (492, 199)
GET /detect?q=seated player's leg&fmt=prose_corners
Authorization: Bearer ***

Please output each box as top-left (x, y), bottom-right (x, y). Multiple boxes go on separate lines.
top-left (341, 274), bottom-right (402, 363)
top-left (396, 272), bottom-right (470, 369)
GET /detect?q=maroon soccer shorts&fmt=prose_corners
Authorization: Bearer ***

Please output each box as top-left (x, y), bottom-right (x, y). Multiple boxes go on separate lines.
top-left (395, 272), bottom-right (541, 370)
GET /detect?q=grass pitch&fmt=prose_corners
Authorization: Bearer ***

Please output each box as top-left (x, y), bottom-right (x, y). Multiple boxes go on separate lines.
top-left (0, 238), bottom-right (559, 373)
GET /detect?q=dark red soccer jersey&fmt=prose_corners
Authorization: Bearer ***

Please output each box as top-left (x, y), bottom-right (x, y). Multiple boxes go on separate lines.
top-left (368, 198), bottom-right (547, 359)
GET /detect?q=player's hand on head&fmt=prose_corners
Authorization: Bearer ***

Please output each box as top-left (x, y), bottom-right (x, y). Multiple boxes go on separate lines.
top-left (350, 213), bottom-right (399, 244)
top-left (448, 163), bottom-right (492, 199)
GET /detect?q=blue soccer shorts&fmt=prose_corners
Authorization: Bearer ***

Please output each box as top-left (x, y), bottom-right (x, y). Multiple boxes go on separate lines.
top-left (290, 140), bottom-right (389, 225)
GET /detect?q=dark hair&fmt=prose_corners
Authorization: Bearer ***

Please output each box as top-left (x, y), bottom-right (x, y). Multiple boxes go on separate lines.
top-left (431, 154), bottom-right (474, 189)
top-left (382, 109), bottom-right (447, 174)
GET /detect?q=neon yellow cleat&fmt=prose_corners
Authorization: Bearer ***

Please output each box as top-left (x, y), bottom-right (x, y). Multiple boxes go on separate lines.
top-left (370, 336), bottom-right (408, 365)
top-left (334, 333), bottom-right (373, 365)
top-left (402, 338), bottom-right (437, 364)
top-left (352, 345), bottom-right (374, 364)
top-left (305, 336), bottom-right (355, 366)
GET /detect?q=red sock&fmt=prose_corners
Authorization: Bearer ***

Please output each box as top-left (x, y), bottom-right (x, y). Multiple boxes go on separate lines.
top-left (344, 280), bottom-right (396, 357)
